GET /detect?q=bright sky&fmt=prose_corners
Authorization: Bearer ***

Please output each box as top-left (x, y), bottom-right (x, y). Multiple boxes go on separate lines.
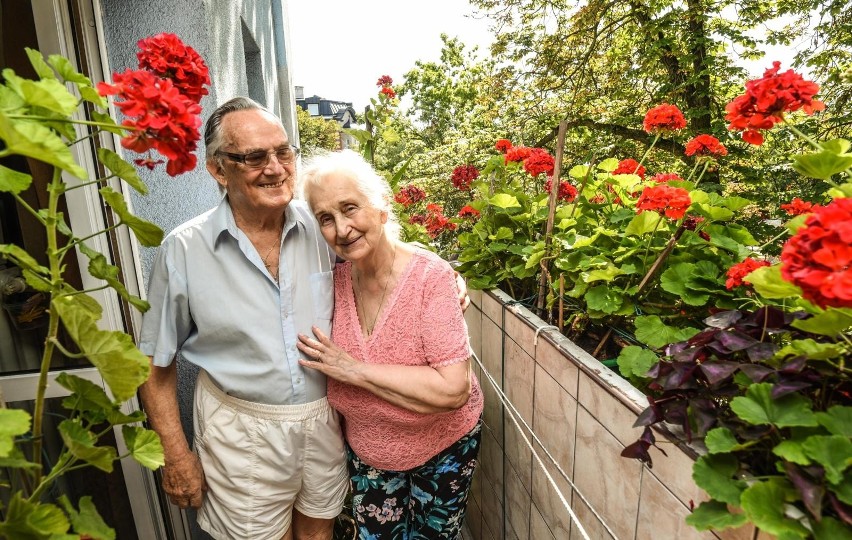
top-left (288, 0), bottom-right (494, 112)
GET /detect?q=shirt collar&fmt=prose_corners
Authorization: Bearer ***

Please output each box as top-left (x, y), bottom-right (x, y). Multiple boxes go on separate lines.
top-left (211, 197), bottom-right (309, 247)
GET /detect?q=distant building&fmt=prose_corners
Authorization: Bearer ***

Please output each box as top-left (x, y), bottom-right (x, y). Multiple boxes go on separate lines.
top-left (295, 86), bottom-right (358, 149)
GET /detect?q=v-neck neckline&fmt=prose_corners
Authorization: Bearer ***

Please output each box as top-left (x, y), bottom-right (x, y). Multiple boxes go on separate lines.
top-left (348, 250), bottom-right (417, 344)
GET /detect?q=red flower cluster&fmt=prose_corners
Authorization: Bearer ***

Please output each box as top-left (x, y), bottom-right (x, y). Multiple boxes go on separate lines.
top-left (495, 139), bottom-right (512, 153)
top-left (636, 185), bottom-right (691, 219)
top-left (643, 103), bottom-right (687, 133)
top-left (684, 134), bottom-right (728, 158)
top-left (613, 158), bottom-right (646, 179)
top-left (393, 184), bottom-right (426, 207)
top-left (725, 258), bottom-right (770, 289)
top-left (98, 69), bottom-right (203, 176)
top-left (505, 146), bottom-right (532, 163)
top-left (725, 61), bottom-right (825, 145)
top-left (376, 75), bottom-right (393, 87)
top-left (780, 198), bottom-right (816, 216)
top-left (376, 74), bottom-right (395, 99)
top-left (544, 178), bottom-right (578, 202)
top-left (136, 33), bottom-right (210, 104)
top-left (780, 198), bottom-right (852, 308)
top-left (523, 149), bottom-right (555, 177)
top-left (451, 164), bottom-right (479, 190)
top-left (458, 205), bottom-right (480, 219)
top-left (410, 203), bottom-right (457, 238)
top-left (650, 173), bottom-right (683, 184)
top-left (380, 86), bottom-right (396, 99)
top-left (683, 215), bottom-right (710, 240)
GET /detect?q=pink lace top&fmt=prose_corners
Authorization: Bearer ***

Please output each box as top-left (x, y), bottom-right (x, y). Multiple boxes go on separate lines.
top-left (327, 248), bottom-right (483, 471)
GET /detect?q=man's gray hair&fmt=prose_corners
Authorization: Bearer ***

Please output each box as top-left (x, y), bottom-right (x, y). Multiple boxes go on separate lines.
top-left (298, 149), bottom-right (401, 240)
top-left (204, 97), bottom-right (281, 159)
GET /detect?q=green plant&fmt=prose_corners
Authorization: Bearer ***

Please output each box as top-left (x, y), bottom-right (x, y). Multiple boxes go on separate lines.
top-left (0, 33), bottom-right (208, 538)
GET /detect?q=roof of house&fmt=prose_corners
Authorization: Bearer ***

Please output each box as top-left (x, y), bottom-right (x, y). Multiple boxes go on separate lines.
top-left (296, 95), bottom-right (358, 127)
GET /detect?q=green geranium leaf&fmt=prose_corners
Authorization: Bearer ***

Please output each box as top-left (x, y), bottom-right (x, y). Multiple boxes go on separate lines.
top-left (813, 517), bottom-right (852, 540)
top-left (0, 494), bottom-right (69, 538)
top-left (56, 372), bottom-right (114, 411)
top-left (52, 296), bottom-right (150, 401)
top-left (802, 435), bottom-right (852, 484)
top-left (0, 243), bottom-right (50, 276)
top-left (123, 426), bottom-right (165, 470)
top-left (832, 475), bottom-right (852, 505)
top-left (741, 481), bottom-right (811, 538)
top-left (19, 78), bottom-right (78, 116)
top-left (99, 187), bottom-right (164, 246)
top-left (78, 242), bottom-right (150, 311)
top-left (492, 227), bottom-right (514, 241)
top-left (695, 203), bottom-right (734, 221)
top-left (598, 157), bottom-right (618, 172)
top-left (106, 408), bottom-right (146, 426)
top-left (625, 211), bottom-right (662, 236)
top-left (58, 495), bottom-right (116, 540)
top-left (0, 112), bottom-right (87, 178)
top-left (48, 54), bottom-right (92, 85)
top-left (792, 148), bottom-right (852, 180)
top-left (490, 193), bottom-right (521, 209)
top-left (79, 85), bottom-right (108, 108)
top-left (705, 427), bottom-right (747, 454)
top-left (98, 148), bottom-right (147, 194)
top-left (721, 196), bottom-right (752, 211)
top-left (58, 419), bottom-right (116, 472)
top-left (660, 262), bottom-right (711, 305)
top-left (616, 346), bottom-right (658, 379)
top-left (633, 315), bottom-right (700, 349)
top-left (815, 406), bottom-right (852, 437)
top-left (0, 164), bottom-right (33, 194)
top-left (777, 339), bottom-right (844, 361)
top-left (773, 440), bottom-right (811, 465)
top-left (0, 408), bottom-right (31, 458)
top-left (829, 182), bottom-right (852, 198)
top-left (693, 453), bottom-right (746, 505)
top-left (90, 110), bottom-right (125, 134)
top-left (745, 265), bottom-right (802, 299)
top-left (786, 214), bottom-right (809, 234)
top-left (25, 48), bottom-right (56, 79)
top-left (822, 138), bottom-right (851, 154)
top-left (684, 500), bottom-right (748, 531)
top-left (792, 309), bottom-right (852, 337)
top-left (568, 164), bottom-right (589, 179)
top-left (582, 264), bottom-right (624, 283)
top-left (730, 383), bottom-right (818, 428)
top-left (585, 285), bottom-right (623, 314)
top-left (525, 249), bottom-right (546, 270)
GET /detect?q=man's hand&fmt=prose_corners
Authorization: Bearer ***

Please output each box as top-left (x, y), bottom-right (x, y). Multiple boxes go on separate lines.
top-left (455, 271), bottom-right (470, 312)
top-left (162, 451), bottom-right (207, 509)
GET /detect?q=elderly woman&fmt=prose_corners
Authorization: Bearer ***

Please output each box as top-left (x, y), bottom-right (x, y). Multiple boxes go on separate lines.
top-left (296, 150), bottom-right (483, 539)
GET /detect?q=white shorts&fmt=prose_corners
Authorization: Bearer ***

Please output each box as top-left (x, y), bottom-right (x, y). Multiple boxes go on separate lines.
top-left (193, 371), bottom-right (348, 540)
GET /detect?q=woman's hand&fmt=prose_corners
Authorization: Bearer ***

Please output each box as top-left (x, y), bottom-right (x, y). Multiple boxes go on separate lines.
top-left (297, 326), bottom-right (362, 384)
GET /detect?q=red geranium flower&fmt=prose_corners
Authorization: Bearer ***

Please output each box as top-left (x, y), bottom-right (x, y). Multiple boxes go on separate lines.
top-left (613, 158), bottom-right (646, 179)
top-left (393, 184), bottom-right (426, 207)
top-left (98, 69), bottom-right (202, 176)
top-left (495, 139), bottom-right (512, 153)
top-left (650, 173), bottom-right (684, 184)
top-left (380, 86), bottom-right (396, 99)
top-left (458, 205), bottom-right (480, 219)
top-left (523, 148), bottom-right (555, 177)
top-left (134, 157), bottom-right (165, 170)
top-left (136, 33), bottom-right (210, 104)
top-left (636, 185), bottom-right (691, 219)
top-left (725, 62), bottom-right (825, 146)
top-left (780, 198), bottom-right (852, 308)
top-left (643, 103), bottom-right (687, 133)
top-left (376, 75), bottom-right (393, 87)
top-left (544, 178), bottom-right (578, 202)
top-left (421, 204), bottom-right (456, 238)
top-left (590, 194), bottom-right (606, 204)
top-left (505, 146), bottom-right (532, 163)
top-left (451, 164), bottom-right (479, 191)
top-left (726, 258), bottom-right (771, 289)
top-left (780, 198), bottom-right (816, 216)
top-left (684, 135), bottom-right (728, 158)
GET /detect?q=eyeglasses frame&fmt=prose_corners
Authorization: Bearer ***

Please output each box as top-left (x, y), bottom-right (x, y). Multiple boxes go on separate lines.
top-left (216, 145), bottom-right (300, 168)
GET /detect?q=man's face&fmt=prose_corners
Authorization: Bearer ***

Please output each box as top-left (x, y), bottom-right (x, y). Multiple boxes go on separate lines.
top-left (207, 109), bottom-right (296, 217)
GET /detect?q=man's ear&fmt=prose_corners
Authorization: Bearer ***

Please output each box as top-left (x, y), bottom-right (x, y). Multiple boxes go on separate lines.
top-left (206, 159), bottom-right (227, 190)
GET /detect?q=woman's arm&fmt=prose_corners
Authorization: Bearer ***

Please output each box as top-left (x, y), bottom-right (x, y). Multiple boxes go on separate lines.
top-left (297, 326), bottom-right (471, 414)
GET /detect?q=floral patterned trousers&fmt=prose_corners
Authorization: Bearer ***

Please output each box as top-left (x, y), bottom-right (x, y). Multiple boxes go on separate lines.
top-left (347, 420), bottom-right (482, 540)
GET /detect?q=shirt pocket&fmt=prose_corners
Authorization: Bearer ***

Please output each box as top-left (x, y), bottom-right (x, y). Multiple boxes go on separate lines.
top-left (309, 271), bottom-right (334, 321)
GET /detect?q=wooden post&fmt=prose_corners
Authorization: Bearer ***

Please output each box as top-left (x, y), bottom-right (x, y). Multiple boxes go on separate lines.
top-left (536, 120), bottom-right (568, 316)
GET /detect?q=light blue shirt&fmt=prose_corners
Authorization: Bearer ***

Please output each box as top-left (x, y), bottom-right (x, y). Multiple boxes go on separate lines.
top-left (138, 197), bottom-right (335, 405)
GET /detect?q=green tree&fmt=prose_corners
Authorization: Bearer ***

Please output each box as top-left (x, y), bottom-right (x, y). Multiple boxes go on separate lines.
top-left (296, 107), bottom-right (340, 155)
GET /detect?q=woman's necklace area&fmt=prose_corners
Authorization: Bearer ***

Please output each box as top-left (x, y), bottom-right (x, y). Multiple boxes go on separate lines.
top-left (354, 245), bottom-right (397, 336)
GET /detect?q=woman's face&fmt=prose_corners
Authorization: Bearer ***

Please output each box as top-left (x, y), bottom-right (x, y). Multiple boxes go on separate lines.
top-left (308, 173), bottom-right (388, 261)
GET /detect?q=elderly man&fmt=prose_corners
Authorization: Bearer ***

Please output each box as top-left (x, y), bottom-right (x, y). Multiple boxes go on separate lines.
top-left (138, 97), bottom-right (346, 540)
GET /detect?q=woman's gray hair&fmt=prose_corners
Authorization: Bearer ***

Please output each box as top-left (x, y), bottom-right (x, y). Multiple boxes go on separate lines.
top-left (299, 150), bottom-right (401, 240)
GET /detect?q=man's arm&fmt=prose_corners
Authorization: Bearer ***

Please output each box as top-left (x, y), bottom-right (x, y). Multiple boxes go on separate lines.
top-left (139, 359), bottom-right (206, 508)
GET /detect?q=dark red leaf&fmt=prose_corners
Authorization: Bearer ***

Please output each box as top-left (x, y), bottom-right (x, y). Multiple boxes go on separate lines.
top-left (699, 361), bottom-right (740, 385)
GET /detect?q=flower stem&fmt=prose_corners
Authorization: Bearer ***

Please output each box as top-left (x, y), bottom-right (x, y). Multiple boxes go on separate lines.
top-left (64, 175), bottom-right (116, 192)
top-left (759, 228), bottom-right (790, 251)
top-left (692, 161), bottom-right (711, 188)
top-left (635, 133), bottom-right (661, 172)
top-left (7, 114), bottom-right (132, 132)
top-left (684, 162), bottom-right (701, 183)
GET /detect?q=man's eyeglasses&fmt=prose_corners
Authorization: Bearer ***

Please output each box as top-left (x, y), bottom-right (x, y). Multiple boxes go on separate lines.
top-left (216, 145), bottom-right (300, 168)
